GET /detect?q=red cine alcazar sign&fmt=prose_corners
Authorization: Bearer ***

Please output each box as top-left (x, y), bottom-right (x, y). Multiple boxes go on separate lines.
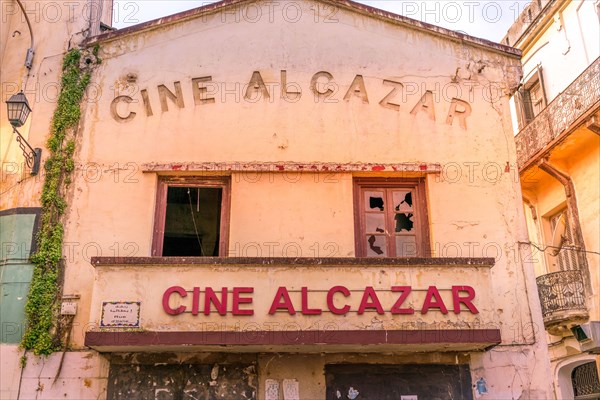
top-left (162, 285), bottom-right (479, 316)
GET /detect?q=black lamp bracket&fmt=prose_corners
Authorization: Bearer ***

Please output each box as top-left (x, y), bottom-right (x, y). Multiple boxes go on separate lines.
top-left (13, 126), bottom-right (41, 175)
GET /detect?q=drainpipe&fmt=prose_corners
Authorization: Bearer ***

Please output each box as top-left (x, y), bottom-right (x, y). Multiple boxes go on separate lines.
top-left (537, 158), bottom-right (591, 293)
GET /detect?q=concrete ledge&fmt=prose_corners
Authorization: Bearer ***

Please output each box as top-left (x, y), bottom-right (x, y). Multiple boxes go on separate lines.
top-left (141, 162), bottom-right (443, 173)
top-left (91, 257), bottom-right (496, 268)
top-left (85, 329), bottom-right (501, 353)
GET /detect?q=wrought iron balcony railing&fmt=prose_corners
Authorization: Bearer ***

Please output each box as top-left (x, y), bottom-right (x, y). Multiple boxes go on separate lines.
top-left (536, 270), bottom-right (588, 334)
top-left (516, 57), bottom-right (600, 170)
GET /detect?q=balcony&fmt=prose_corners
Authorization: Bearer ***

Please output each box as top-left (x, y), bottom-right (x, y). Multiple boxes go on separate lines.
top-left (536, 270), bottom-right (589, 335)
top-left (515, 57), bottom-right (600, 170)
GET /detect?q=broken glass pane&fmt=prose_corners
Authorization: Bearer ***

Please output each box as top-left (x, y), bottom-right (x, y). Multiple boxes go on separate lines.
top-left (395, 213), bottom-right (414, 232)
top-left (366, 213), bottom-right (386, 233)
top-left (395, 236), bottom-right (417, 257)
top-left (365, 191), bottom-right (385, 211)
top-left (366, 235), bottom-right (387, 256)
top-left (393, 191), bottom-right (413, 212)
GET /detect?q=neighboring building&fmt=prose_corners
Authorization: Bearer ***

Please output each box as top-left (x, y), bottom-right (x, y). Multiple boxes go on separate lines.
top-left (0, 0), bottom-right (558, 399)
top-left (504, 0), bottom-right (600, 398)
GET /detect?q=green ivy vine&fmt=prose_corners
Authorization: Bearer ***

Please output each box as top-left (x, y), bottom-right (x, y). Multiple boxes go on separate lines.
top-left (22, 46), bottom-right (99, 355)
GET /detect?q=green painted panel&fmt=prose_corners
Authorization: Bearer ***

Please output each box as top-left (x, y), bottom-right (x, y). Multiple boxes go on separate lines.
top-left (0, 212), bottom-right (38, 343)
top-left (0, 262), bottom-right (33, 343)
top-left (0, 213), bottom-right (36, 260)
top-left (1, 262), bottom-right (34, 283)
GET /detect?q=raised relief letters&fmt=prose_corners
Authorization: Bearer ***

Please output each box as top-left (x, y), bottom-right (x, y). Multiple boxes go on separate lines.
top-left (162, 285), bottom-right (479, 316)
top-left (110, 70), bottom-right (473, 129)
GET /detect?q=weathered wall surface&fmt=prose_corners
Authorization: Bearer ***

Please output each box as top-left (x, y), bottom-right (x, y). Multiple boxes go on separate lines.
top-left (89, 262), bottom-right (496, 334)
top-left (258, 353), bottom-right (473, 400)
top-left (87, 6), bottom-right (522, 164)
top-left (230, 173), bottom-right (356, 257)
top-left (107, 360), bottom-right (256, 399)
top-left (1, 0), bottom-right (558, 398)
top-left (0, 346), bottom-right (108, 399)
top-left (0, 0), bottom-right (94, 208)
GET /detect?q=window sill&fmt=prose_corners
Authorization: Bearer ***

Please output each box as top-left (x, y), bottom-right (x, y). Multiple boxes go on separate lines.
top-left (91, 256), bottom-right (494, 268)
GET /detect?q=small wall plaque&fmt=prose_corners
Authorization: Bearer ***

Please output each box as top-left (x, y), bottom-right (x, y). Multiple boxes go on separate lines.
top-left (265, 379), bottom-right (279, 400)
top-left (283, 379), bottom-right (299, 400)
top-left (101, 301), bottom-right (141, 328)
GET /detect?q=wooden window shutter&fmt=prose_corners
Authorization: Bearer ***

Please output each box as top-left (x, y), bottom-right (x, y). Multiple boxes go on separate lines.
top-left (514, 89), bottom-right (524, 130)
top-left (514, 87), bottom-right (531, 130)
top-left (522, 88), bottom-right (534, 123)
top-left (535, 65), bottom-right (548, 109)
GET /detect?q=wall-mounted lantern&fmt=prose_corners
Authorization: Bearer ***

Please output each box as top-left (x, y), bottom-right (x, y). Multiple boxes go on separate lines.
top-left (6, 91), bottom-right (41, 175)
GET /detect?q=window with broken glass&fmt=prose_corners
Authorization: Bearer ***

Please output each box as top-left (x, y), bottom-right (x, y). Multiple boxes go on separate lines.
top-left (152, 177), bottom-right (230, 257)
top-left (354, 179), bottom-right (430, 257)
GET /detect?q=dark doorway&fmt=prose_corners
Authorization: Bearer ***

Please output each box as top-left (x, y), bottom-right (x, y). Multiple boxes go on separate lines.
top-left (325, 364), bottom-right (473, 400)
top-left (107, 362), bottom-right (256, 400)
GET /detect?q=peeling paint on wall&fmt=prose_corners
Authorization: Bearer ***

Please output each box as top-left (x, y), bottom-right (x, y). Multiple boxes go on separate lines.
top-left (107, 362), bottom-right (257, 399)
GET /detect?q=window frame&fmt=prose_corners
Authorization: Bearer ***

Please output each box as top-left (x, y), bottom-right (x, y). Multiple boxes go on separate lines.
top-left (353, 178), bottom-right (430, 257)
top-left (152, 176), bottom-right (231, 257)
top-left (543, 205), bottom-right (577, 272)
top-left (515, 65), bottom-right (548, 130)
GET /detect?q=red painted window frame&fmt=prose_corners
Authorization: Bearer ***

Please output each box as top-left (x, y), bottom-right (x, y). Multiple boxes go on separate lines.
top-left (353, 178), bottom-right (431, 257)
top-left (152, 176), bottom-right (231, 257)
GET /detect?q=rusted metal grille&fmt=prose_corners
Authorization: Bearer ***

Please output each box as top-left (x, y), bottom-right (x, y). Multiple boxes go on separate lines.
top-left (516, 57), bottom-right (600, 170)
top-left (560, 246), bottom-right (580, 272)
top-left (536, 270), bottom-right (586, 318)
top-left (572, 362), bottom-right (600, 398)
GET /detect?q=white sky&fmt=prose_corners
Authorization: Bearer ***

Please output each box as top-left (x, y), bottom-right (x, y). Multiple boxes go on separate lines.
top-left (112, 0), bottom-right (532, 42)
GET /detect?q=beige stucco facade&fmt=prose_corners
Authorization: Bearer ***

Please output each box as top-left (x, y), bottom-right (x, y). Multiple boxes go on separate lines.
top-left (506, 0), bottom-right (600, 399)
top-left (0, 0), bottom-right (561, 398)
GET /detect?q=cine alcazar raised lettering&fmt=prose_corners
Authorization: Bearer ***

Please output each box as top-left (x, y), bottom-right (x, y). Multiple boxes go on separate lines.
top-left (110, 70), bottom-right (472, 128)
top-left (162, 285), bottom-right (479, 317)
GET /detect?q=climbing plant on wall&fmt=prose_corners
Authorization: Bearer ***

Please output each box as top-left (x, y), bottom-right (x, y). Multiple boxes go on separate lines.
top-left (22, 46), bottom-right (100, 356)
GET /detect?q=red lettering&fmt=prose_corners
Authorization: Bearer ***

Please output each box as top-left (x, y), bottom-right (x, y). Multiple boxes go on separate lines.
top-left (269, 287), bottom-right (296, 315)
top-left (421, 286), bottom-right (448, 314)
top-left (204, 287), bottom-right (228, 316)
top-left (391, 286), bottom-right (414, 314)
top-left (162, 285), bottom-right (469, 318)
top-left (233, 287), bottom-right (254, 316)
top-left (452, 286), bottom-right (478, 314)
top-left (192, 287), bottom-right (200, 315)
top-left (357, 286), bottom-right (384, 315)
top-left (301, 287), bottom-right (322, 315)
top-left (327, 286), bottom-right (351, 315)
top-left (162, 286), bottom-right (187, 315)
